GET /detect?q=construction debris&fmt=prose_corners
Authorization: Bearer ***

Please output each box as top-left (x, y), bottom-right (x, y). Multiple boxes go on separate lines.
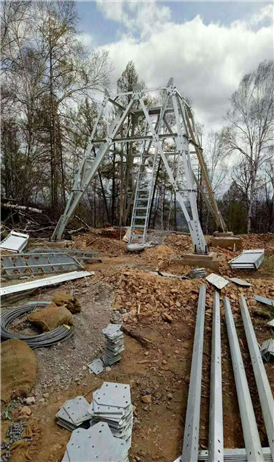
top-left (56, 396), bottom-right (91, 431)
top-left (230, 277), bottom-right (253, 287)
top-left (1, 252), bottom-right (83, 277)
top-left (0, 271), bottom-right (94, 297)
top-left (61, 422), bottom-right (130, 462)
top-left (229, 249), bottom-right (264, 269)
top-left (206, 273), bottom-right (229, 290)
top-left (0, 231), bottom-right (29, 253)
top-left (254, 295), bottom-right (274, 307)
top-left (260, 339), bottom-right (274, 362)
top-left (102, 324), bottom-right (124, 366)
top-left (89, 382), bottom-right (133, 451)
top-left (267, 320), bottom-right (274, 327)
top-left (189, 268), bottom-right (206, 279)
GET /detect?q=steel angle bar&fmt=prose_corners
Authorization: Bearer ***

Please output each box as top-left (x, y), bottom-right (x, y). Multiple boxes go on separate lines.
top-left (181, 284), bottom-right (206, 462)
top-left (239, 295), bottom-right (274, 458)
top-left (0, 271), bottom-right (94, 297)
top-left (223, 297), bottom-right (264, 461)
top-left (209, 291), bottom-right (224, 462)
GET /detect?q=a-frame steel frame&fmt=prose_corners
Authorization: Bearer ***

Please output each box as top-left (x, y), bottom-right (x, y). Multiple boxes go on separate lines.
top-left (52, 78), bottom-right (225, 254)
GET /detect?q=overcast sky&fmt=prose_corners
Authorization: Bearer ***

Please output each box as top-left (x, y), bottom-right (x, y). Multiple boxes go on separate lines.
top-left (77, 1), bottom-right (273, 131)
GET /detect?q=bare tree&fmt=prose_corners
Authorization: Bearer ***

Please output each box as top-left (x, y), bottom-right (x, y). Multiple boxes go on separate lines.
top-left (221, 60), bottom-right (274, 233)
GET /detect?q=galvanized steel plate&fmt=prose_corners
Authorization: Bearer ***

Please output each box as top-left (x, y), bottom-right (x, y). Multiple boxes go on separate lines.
top-left (63, 396), bottom-right (91, 425)
top-left (94, 382), bottom-right (131, 408)
top-left (88, 358), bottom-right (104, 375)
top-left (66, 423), bottom-right (127, 461)
top-left (206, 273), bottom-right (229, 290)
top-left (230, 278), bottom-right (253, 287)
top-left (254, 295), bottom-right (274, 307)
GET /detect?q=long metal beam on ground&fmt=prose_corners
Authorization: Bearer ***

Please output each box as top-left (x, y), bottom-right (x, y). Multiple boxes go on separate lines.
top-left (223, 297), bottom-right (264, 462)
top-left (0, 271), bottom-right (94, 297)
top-left (181, 283), bottom-right (206, 461)
top-left (239, 295), bottom-right (274, 458)
top-left (209, 291), bottom-right (224, 462)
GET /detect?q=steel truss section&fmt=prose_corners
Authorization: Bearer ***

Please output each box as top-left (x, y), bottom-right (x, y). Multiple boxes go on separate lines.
top-left (239, 295), bottom-right (274, 458)
top-left (1, 253), bottom-right (83, 277)
top-left (223, 297), bottom-right (264, 461)
top-left (209, 291), bottom-right (224, 462)
top-left (51, 79), bottom-right (224, 254)
top-left (181, 284), bottom-right (206, 461)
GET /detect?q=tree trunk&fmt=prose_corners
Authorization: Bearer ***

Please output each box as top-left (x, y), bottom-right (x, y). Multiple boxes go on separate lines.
top-left (111, 145), bottom-right (116, 226)
top-left (247, 174), bottom-right (256, 233)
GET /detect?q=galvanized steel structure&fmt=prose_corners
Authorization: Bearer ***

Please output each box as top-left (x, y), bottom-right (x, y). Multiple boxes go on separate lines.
top-left (239, 295), bottom-right (274, 458)
top-left (181, 283), bottom-right (206, 461)
top-left (224, 297), bottom-right (264, 461)
top-left (51, 79), bottom-right (226, 253)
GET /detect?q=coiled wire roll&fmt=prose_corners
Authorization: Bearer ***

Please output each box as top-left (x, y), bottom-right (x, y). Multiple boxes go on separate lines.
top-left (0, 302), bottom-right (75, 349)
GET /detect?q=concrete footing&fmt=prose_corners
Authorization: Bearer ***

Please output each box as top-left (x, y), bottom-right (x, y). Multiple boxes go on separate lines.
top-left (170, 251), bottom-right (220, 271)
top-left (213, 231), bottom-right (234, 237)
top-left (212, 236), bottom-right (243, 250)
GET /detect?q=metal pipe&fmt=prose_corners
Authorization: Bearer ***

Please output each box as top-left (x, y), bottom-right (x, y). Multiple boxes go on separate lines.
top-left (239, 295), bottom-right (274, 458)
top-left (223, 297), bottom-right (264, 461)
top-left (209, 291), bottom-right (224, 462)
top-left (182, 284), bottom-right (206, 461)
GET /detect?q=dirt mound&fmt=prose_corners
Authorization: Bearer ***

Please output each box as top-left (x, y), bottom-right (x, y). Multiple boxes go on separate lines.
top-left (109, 269), bottom-right (201, 324)
top-left (1, 339), bottom-right (37, 402)
top-left (73, 233), bottom-right (127, 256)
top-left (28, 303), bottom-right (74, 331)
top-left (163, 233), bottom-right (193, 253)
top-left (143, 244), bottom-right (174, 270)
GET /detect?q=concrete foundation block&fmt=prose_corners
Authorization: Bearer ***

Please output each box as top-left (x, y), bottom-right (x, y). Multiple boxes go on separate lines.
top-left (212, 236), bottom-right (243, 250)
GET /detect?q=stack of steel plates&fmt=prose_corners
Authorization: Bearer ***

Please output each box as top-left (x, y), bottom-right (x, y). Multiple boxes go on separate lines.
top-left (260, 339), bottom-right (274, 362)
top-left (102, 324), bottom-right (124, 366)
top-left (228, 249), bottom-right (264, 270)
top-left (56, 396), bottom-right (91, 431)
top-left (88, 382), bottom-right (133, 450)
top-left (61, 422), bottom-right (129, 462)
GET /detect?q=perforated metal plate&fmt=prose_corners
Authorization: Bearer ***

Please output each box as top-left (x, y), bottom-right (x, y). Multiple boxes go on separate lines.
top-left (66, 423), bottom-right (128, 461)
top-left (206, 273), bottom-right (229, 290)
top-left (102, 324), bottom-right (122, 336)
top-left (94, 383), bottom-right (131, 408)
top-left (88, 358), bottom-right (104, 375)
top-left (93, 399), bottom-right (125, 415)
top-left (63, 396), bottom-right (91, 425)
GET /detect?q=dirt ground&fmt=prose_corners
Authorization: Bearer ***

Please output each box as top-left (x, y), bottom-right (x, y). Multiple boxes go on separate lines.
top-left (1, 231), bottom-right (274, 462)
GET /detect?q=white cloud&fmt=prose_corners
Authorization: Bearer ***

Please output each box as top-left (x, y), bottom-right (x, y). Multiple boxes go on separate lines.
top-left (96, 0), bottom-right (171, 38)
top-left (90, 4), bottom-right (273, 130)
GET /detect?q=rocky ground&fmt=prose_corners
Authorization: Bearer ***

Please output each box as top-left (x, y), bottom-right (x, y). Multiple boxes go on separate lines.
top-left (1, 231), bottom-right (274, 462)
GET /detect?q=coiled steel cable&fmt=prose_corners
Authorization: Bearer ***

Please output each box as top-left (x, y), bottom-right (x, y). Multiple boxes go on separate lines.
top-left (0, 302), bottom-right (75, 349)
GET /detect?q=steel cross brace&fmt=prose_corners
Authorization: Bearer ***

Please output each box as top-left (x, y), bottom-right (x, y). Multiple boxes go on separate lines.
top-left (239, 295), bottom-right (274, 458)
top-left (224, 297), bottom-right (264, 462)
